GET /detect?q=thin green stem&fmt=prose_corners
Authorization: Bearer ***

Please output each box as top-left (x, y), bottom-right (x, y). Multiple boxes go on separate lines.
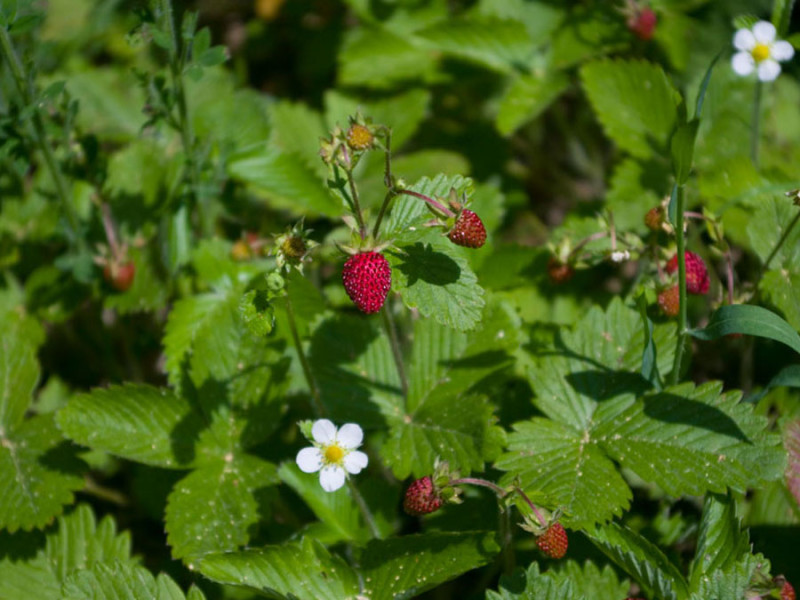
top-left (371, 127), bottom-right (395, 240)
top-left (347, 479), bottom-right (381, 539)
top-left (498, 503), bottom-right (514, 576)
top-left (284, 282), bottom-right (326, 417)
top-left (0, 26), bottom-right (83, 245)
top-left (751, 80), bottom-right (762, 167)
top-left (345, 164), bottom-right (368, 240)
top-left (670, 184), bottom-right (687, 385)
top-left (761, 207), bottom-right (800, 274)
top-left (372, 190), bottom-right (395, 240)
top-left (381, 305), bottom-right (408, 398)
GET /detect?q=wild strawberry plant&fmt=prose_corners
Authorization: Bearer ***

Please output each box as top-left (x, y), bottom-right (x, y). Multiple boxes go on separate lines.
top-left (1, 0), bottom-right (799, 599)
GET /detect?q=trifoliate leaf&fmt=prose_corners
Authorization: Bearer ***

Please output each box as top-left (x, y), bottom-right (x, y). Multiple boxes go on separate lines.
top-left (360, 532), bottom-right (499, 600)
top-left (588, 522), bottom-right (689, 600)
top-left (165, 455), bottom-right (278, 563)
top-left (580, 59), bottom-right (681, 158)
top-left (0, 504), bottom-right (132, 600)
top-left (196, 537), bottom-right (360, 600)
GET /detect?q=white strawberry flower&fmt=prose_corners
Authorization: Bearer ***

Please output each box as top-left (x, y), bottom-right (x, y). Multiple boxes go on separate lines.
top-left (295, 419), bottom-right (368, 492)
top-left (731, 20), bottom-right (794, 82)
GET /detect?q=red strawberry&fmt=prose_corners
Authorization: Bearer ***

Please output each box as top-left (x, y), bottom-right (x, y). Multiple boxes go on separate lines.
top-left (666, 251), bottom-right (709, 295)
top-left (536, 523), bottom-right (568, 559)
top-left (342, 251), bottom-right (391, 314)
top-left (658, 285), bottom-right (680, 317)
top-left (448, 210), bottom-right (486, 248)
top-left (547, 257), bottom-right (574, 285)
top-left (103, 261), bottom-right (136, 292)
top-left (628, 7), bottom-right (657, 40)
top-left (403, 476), bottom-right (443, 516)
top-left (782, 581), bottom-right (796, 600)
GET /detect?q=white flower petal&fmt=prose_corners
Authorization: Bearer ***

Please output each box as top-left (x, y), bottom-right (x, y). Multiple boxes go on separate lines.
top-left (753, 21), bottom-right (776, 44)
top-left (319, 466), bottom-right (346, 492)
top-left (733, 28), bottom-right (755, 51)
top-left (343, 450), bottom-right (369, 474)
top-left (732, 52), bottom-right (755, 76)
top-left (296, 447), bottom-right (323, 473)
top-left (311, 419), bottom-right (337, 444)
top-left (337, 423), bottom-right (364, 449)
top-left (771, 40), bottom-right (795, 61)
top-left (757, 59), bottom-right (781, 81)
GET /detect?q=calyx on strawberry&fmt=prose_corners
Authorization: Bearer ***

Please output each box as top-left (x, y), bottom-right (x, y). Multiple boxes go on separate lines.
top-left (657, 285), bottom-right (680, 317)
top-left (448, 209), bottom-right (486, 248)
top-left (342, 251), bottom-right (392, 314)
top-left (666, 251), bottom-right (710, 295)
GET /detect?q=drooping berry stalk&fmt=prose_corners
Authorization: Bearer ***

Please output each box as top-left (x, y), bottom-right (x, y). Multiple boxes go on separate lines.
top-left (396, 189), bottom-right (455, 218)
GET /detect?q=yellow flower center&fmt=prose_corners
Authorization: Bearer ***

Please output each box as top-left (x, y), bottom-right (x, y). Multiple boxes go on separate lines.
top-left (324, 444), bottom-right (345, 464)
top-left (751, 43), bottom-right (770, 62)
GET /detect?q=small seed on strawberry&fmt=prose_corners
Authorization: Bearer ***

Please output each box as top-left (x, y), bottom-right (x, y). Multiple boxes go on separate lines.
top-left (536, 523), bottom-right (568, 559)
top-left (403, 476), bottom-right (443, 516)
top-left (448, 209), bottom-right (487, 248)
top-left (342, 251), bottom-right (392, 314)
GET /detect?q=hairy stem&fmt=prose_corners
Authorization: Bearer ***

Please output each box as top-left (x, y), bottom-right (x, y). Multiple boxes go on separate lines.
top-left (285, 282), bottom-right (326, 417)
top-left (347, 479), bottom-right (381, 539)
top-left (513, 486), bottom-right (547, 527)
top-left (670, 184), bottom-right (687, 385)
top-left (450, 477), bottom-right (509, 497)
top-left (381, 305), bottom-right (409, 398)
top-left (0, 26), bottom-right (83, 245)
top-left (397, 189), bottom-right (454, 217)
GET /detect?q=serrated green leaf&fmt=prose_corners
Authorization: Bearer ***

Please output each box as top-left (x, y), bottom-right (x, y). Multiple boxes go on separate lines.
top-left (760, 268), bottom-right (800, 332)
top-left (689, 492), bottom-right (750, 591)
top-left (688, 553), bottom-right (766, 600)
top-left (361, 532), bottom-right (498, 600)
top-left (239, 289), bottom-right (275, 337)
top-left (389, 231), bottom-right (485, 331)
top-left (196, 537), bottom-right (360, 600)
top-left (165, 455), bottom-right (278, 562)
top-left (496, 417), bottom-right (632, 528)
top-left (588, 522), bottom-right (689, 600)
top-left (580, 59), bottom-right (681, 158)
top-left (268, 100), bottom-right (328, 178)
top-left (496, 70), bottom-right (570, 135)
top-left (415, 17), bottom-right (531, 73)
top-left (689, 304), bottom-right (800, 355)
top-left (747, 194), bottom-right (800, 266)
top-left (596, 381), bottom-right (785, 496)
top-left (0, 414), bottom-right (84, 532)
top-left (488, 561), bottom-right (618, 600)
top-left (228, 146), bottom-right (340, 217)
top-left (57, 384), bottom-right (202, 469)
top-left (0, 504), bottom-right (132, 599)
top-left (555, 560), bottom-right (629, 600)
top-left (278, 462), bottom-right (369, 544)
top-left (0, 324), bottom-right (38, 430)
top-left (61, 560), bottom-right (204, 600)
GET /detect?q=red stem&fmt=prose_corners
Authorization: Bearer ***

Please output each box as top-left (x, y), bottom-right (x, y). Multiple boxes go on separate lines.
top-left (397, 189), bottom-right (454, 217)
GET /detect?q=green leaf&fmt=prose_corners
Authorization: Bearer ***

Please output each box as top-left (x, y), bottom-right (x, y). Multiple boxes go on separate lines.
top-left (496, 70), bottom-right (570, 135)
top-left (361, 532), bottom-right (499, 600)
top-left (588, 522), bottom-right (689, 600)
top-left (688, 553), bottom-right (767, 600)
top-left (605, 158), bottom-right (668, 234)
top-left (746, 192), bottom-right (800, 266)
top-left (0, 504), bottom-right (132, 599)
top-left (196, 46), bottom-right (227, 68)
top-left (0, 414), bottom-right (84, 532)
top-left (772, 0), bottom-right (796, 36)
top-left (278, 462), bottom-right (369, 544)
top-left (389, 231), bottom-right (486, 331)
top-left (268, 100), bottom-right (328, 178)
top-left (228, 146), bottom-right (340, 217)
top-left (165, 455), bottom-right (278, 563)
top-left (415, 17), bottom-right (531, 74)
top-left (786, 419), bottom-right (800, 508)
top-left (760, 269), bottom-right (800, 332)
top-left (238, 289), bottom-right (275, 337)
top-left (637, 294), bottom-right (660, 389)
top-left (57, 384), bottom-right (203, 469)
top-left (0, 324), bottom-right (39, 430)
top-left (103, 245), bottom-right (170, 315)
top-left (671, 118), bottom-right (699, 185)
top-left (196, 537), bottom-right (360, 600)
top-left (689, 304), bottom-right (800, 355)
top-left (61, 560), bottom-right (205, 600)
top-left (689, 493), bottom-right (750, 592)
top-left (556, 560), bottom-right (630, 600)
top-left (487, 562), bottom-right (575, 600)
top-left (580, 59), bottom-right (681, 158)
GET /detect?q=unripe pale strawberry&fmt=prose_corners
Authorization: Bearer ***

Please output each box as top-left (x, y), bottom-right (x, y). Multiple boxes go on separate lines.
top-left (658, 285), bottom-right (680, 317)
top-left (448, 210), bottom-right (487, 248)
top-left (536, 523), bottom-right (568, 559)
top-left (342, 251), bottom-right (391, 314)
top-left (666, 251), bottom-right (709, 295)
top-left (403, 476), bottom-right (443, 516)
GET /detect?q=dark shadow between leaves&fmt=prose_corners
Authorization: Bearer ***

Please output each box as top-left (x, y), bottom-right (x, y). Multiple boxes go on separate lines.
top-left (642, 393), bottom-right (750, 442)
top-left (390, 243), bottom-right (461, 287)
top-left (565, 370), bottom-right (651, 402)
top-left (170, 369), bottom-right (227, 466)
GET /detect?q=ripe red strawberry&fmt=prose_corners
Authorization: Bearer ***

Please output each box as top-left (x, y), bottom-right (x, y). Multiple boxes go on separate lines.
top-left (628, 6), bottom-right (657, 40)
top-left (448, 209), bottom-right (486, 248)
top-left (658, 285), bottom-right (680, 317)
top-left (103, 261), bottom-right (136, 292)
top-left (547, 257), bottom-right (574, 284)
top-left (666, 251), bottom-right (709, 295)
top-left (342, 251), bottom-right (391, 314)
top-left (644, 206), bottom-right (663, 232)
top-left (782, 581), bottom-right (796, 600)
top-left (536, 523), bottom-right (568, 559)
top-left (403, 476), bottom-right (443, 516)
